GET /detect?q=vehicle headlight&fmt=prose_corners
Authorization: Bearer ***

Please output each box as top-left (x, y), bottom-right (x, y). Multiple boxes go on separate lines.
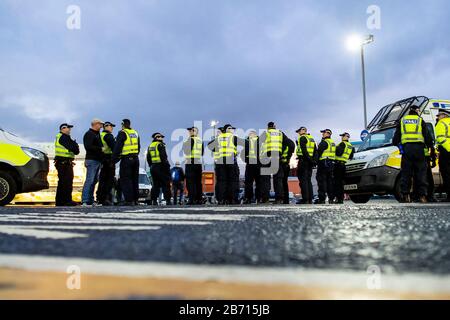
top-left (367, 154), bottom-right (389, 168)
top-left (21, 147), bottom-right (46, 161)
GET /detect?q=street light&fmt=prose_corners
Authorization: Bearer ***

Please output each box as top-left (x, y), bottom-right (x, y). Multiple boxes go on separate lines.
top-left (210, 120), bottom-right (219, 138)
top-left (347, 34), bottom-right (374, 129)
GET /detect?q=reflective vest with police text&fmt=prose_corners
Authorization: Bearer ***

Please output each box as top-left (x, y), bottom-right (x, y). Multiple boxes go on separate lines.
top-left (121, 129), bottom-right (139, 155)
top-left (400, 115), bottom-right (425, 145)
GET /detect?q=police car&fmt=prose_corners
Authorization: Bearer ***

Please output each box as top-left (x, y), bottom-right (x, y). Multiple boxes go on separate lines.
top-left (0, 127), bottom-right (49, 206)
top-left (344, 96), bottom-right (449, 203)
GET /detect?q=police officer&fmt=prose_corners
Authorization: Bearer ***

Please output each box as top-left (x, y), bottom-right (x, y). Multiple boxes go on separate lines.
top-left (295, 127), bottom-right (317, 204)
top-left (208, 127), bottom-right (224, 204)
top-left (96, 122), bottom-right (116, 206)
top-left (183, 127), bottom-right (204, 205)
top-left (436, 108), bottom-right (450, 202)
top-left (281, 136), bottom-right (295, 204)
top-left (315, 129), bottom-right (335, 204)
top-left (243, 130), bottom-right (261, 204)
top-left (333, 132), bottom-right (355, 204)
top-left (112, 119), bottom-right (140, 206)
top-left (208, 124), bottom-right (242, 205)
top-left (147, 133), bottom-right (172, 205)
top-left (259, 122), bottom-right (289, 204)
top-left (393, 105), bottom-right (433, 203)
top-left (55, 123), bottom-right (80, 206)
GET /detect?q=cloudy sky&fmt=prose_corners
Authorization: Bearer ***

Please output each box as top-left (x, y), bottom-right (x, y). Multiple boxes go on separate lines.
top-left (1, 0), bottom-right (449, 154)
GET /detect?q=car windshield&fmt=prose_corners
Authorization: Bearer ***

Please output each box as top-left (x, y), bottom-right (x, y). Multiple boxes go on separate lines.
top-left (357, 127), bottom-right (396, 152)
top-left (139, 174), bottom-right (150, 185)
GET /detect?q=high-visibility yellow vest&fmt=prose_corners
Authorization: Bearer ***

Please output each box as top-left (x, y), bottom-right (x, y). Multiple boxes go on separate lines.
top-left (262, 129), bottom-right (282, 155)
top-left (400, 115), bottom-right (425, 144)
top-left (319, 138), bottom-right (336, 161)
top-left (436, 117), bottom-right (450, 152)
top-left (424, 147), bottom-right (431, 157)
top-left (121, 129), bottom-right (139, 155)
top-left (100, 131), bottom-right (112, 155)
top-left (217, 132), bottom-right (237, 158)
top-left (335, 141), bottom-right (353, 163)
top-left (185, 136), bottom-right (203, 159)
top-left (148, 141), bottom-right (162, 163)
top-left (296, 134), bottom-right (315, 157)
top-left (281, 145), bottom-right (290, 163)
top-left (248, 136), bottom-right (258, 160)
top-left (55, 133), bottom-right (75, 158)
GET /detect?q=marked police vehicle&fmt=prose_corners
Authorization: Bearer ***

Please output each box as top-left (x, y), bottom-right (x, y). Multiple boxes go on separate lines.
top-left (0, 128), bottom-right (49, 206)
top-left (344, 96), bottom-right (449, 203)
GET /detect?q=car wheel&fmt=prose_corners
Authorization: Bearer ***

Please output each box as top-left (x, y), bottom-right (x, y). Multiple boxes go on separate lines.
top-left (349, 194), bottom-right (372, 204)
top-left (0, 171), bottom-right (17, 206)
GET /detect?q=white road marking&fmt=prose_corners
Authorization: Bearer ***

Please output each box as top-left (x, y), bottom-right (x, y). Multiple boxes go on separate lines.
top-left (0, 210), bottom-right (274, 239)
top-left (0, 225), bottom-right (161, 231)
top-left (1, 254), bottom-right (449, 295)
top-left (10, 212), bottom-right (273, 221)
top-left (0, 217), bottom-right (211, 225)
top-left (0, 226), bottom-right (87, 239)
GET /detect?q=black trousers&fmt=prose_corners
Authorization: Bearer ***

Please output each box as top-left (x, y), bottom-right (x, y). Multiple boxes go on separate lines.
top-left (97, 157), bottom-right (115, 204)
top-left (55, 159), bottom-right (74, 206)
top-left (282, 162), bottom-right (290, 204)
top-left (400, 143), bottom-right (428, 197)
top-left (244, 164), bottom-right (261, 202)
top-left (234, 164), bottom-right (240, 203)
top-left (413, 157), bottom-right (435, 200)
top-left (333, 161), bottom-right (346, 202)
top-left (150, 163), bottom-right (171, 203)
top-left (439, 149), bottom-right (450, 200)
top-left (215, 164), bottom-right (237, 203)
top-left (172, 181), bottom-right (184, 204)
top-left (185, 164), bottom-right (203, 203)
top-left (119, 155), bottom-right (140, 203)
top-left (317, 160), bottom-right (334, 202)
top-left (297, 159), bottom-right (314, 203)
top-left (260, 160), bottom-right (284, 202)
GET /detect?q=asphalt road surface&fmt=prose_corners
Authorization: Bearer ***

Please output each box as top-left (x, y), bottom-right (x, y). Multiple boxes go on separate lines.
top-left (0, 200), bottom-right (450, 299)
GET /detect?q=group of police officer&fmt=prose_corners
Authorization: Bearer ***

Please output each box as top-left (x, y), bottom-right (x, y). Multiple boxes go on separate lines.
top-left (53, 107), bottom-right (450, 206)
top-left (54, 119), bottom-right (356, 206)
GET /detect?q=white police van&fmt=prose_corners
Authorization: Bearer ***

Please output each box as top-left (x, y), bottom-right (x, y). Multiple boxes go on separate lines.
top-left (344, 96), bottom-right (449, 203)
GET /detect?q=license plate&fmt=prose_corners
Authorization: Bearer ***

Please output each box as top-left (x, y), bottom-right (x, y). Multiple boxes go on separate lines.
top-left (344, 184), bottom-right (358, 191)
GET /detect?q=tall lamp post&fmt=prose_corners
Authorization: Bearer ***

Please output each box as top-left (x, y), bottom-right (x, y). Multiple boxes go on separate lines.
top-left (347, 34), bottom-right (374, 129)
top-left (210, 120), bottom-right (219, 139)
top-left (210, 120), bottom-right (219, 200)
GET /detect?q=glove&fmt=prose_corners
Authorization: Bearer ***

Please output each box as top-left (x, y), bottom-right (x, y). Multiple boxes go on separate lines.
top-left (431, 160), bottom-right (437, 169)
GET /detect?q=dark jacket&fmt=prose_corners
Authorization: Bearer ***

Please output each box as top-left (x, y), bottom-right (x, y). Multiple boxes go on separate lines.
top-left (297, 135), bottom-right (317, 163)
top-left (242, 136), bottom-right (260, 165)
top-left (284, 138), bottom-right (296, 164)
top-left (55, 133), bottom-right (80, 161)
top-left (336, 141), bottom-right (355, 161)
top-left (146, 140), bottom-right (169, 166)
top-left (317, 139), bottom-right (330, 160)
top-left (83, 128), bottom-right (103, 161)
top-left (170, 167), bottom-right (185, 183)
top-left (112, 129), bottom-right (141, 163)
top-left (393, 111), bottom-right (433, 147)
top-left (102, 131), bottom-right (116, 157)
top-left (183, 136), bottom-right (204, 165)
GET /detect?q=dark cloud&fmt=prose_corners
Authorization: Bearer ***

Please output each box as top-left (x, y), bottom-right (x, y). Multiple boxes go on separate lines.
top-left (1, 0), bottom-right (449, 156)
